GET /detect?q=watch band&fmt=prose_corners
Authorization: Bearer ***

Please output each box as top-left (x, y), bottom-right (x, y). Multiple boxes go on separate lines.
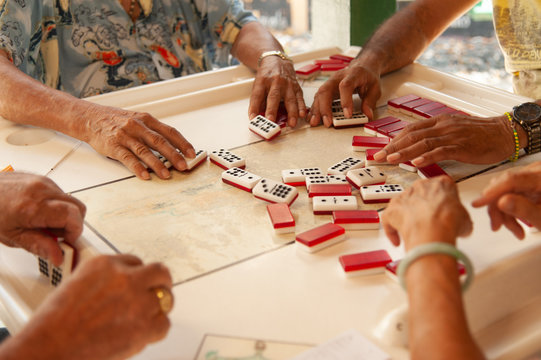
top-left (257, 50), bottom-right (292, 67)
top-left (512, 103), bottom-right (541, 154)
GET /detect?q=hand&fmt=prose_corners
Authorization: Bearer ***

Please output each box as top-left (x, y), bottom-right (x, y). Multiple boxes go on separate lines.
top-left (0, 172), bottom-right (86, 266)
top-left (248, 56), bottom-right (306, 128)
top-left (6, 255), bottom-right (173, 360)
top-left (81, 103), bottom-right (196, 180)
top-left (374, 114), bottom-right (525, 167)
top-left (381, 177), bottom-right (473, 250)
top-left (308, 60), bottom-right (381, 127)
top-left (472, 161), bottom-right (541, 239)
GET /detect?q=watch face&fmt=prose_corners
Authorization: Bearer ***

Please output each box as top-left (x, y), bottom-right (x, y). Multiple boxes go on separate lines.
top-left (514, 102), bottom-right (541, 123)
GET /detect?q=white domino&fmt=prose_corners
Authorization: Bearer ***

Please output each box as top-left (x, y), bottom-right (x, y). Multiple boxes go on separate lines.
top-left (346, 167), bottom-right (387, 188)
top-left (313, 196), bottom-right (358, 215)
top-left (221, 167), bottom-right (262, 192)
top-left (209, 149), bottom-right (245, 170)
top-left (333, 113), bottom-right (369, 128)
top-left (252, 178), bottom-right (299, 205)
top-left (184, 149), bottom-right (208, 170)
top-left (249, 115), bottom-right (281, 140)
top-left (305, 174), bottom-right (349, 187)
top-left (281, 167), bottom-right (323, 186)
top-left (38, 242), bottom-right (75, 287)
top-left (360, 184), bottom-right (404, 203)
top-left (327, 157), bottom-right (364, 175)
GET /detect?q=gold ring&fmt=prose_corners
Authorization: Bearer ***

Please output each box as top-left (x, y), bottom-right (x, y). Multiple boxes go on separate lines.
top-left (153, 287), bottom-right (173, 314)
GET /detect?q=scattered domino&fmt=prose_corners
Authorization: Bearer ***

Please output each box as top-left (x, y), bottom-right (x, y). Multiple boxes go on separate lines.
top-left (365, 149), bottom-right (388, 166)
top-left (305, 174), bottom-right (349, 187)
top-left (332, 210), bottom-right (380, 230)
top-left (328, 157), bottom-right (364, 175)
top-left (418, 163), bottom-right (450, 179)
top-left (364, 116), bottom-right (401, 136)
top-left (281, 167), bottom-right (323, 186)
top-left (387, 94), bottom-right (420, 114)
top-left (184, 149), bottom-right (208, 171)
top-left (333, 112), bottom-right (369, 128)
top-left (339, 250), bottom-right (392, 277)
top-left (249, 115), bottom-right (281, 140)
top-left (360, 184), bottom-right (404, 204)
top-left (330, 54), bottom-right (354, 63)
top-left (399, 161), bottom-right (417, 173)
top-left (221, 167), bottom-right (262, 192)
top-left (346, 167), bottom-right (387, 188)
top-left (295, 63), bottom-right (321, 80)
top-left (308, 184), bottom-right (352, 198)
top-left (267, 203), bottom-right (295, 234)
top-left (209, 149), bottom-right (245, 170)
top-left (252, 178), bottom-right (299, 205)
top-left (313, 196), bottom-right (358, 215)
top-left (38, 242), bottom-right (75, 287)
top-left (352, 136), bottom-right (390, 152)
top-left (296, 223), bottom-right (346, 253)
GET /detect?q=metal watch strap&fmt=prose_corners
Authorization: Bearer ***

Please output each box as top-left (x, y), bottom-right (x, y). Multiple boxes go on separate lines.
top-left (257, 50), bottom-right (292, 67)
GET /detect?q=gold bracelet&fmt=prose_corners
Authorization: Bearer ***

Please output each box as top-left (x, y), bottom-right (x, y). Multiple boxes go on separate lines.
top-left (257, 50), bottom-right (292, 67)
top-left (505, 112), bottom-right (520, 162)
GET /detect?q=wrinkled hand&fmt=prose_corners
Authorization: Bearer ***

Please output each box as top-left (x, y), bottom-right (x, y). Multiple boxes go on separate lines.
top-left (248, 56), bottom-right (306, 128)
top-left (308, 61), bottom-right (381, 127)
top-left (382, 177), bottom-right (473, 250)
top-left (0, 172), bottom-right (86, 266)
top-left (374, 114), bottom-right (519, 167)
top-left (82, 103), bottom-right (196, 180)
top-left (13, 255), bottom-right (173, 360)
top-left (472, 161), bottom-right (541, 239)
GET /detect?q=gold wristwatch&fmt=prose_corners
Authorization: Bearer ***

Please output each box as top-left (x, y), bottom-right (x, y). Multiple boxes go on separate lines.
top-left (257, 50), bottom-right (292, 67)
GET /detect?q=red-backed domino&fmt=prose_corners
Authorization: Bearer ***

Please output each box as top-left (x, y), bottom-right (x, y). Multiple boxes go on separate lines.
top-left (328, 157), bottom-right (364, 175)
top-left (399, 98), bottom-right (432, 115)
top-left (339, 250), bottom-right (392, 277)
top-left (296, 223), bottom-right (346, 253)
top-left (249, 115), bottom-right (281, 140)
top-left (308, 184), bottom-right (352, 198)
top-left (385, 259), bottom-right (466, 281)
top-left (295, 63), bottom-right (321, 80)
top-left (352, 136), bottom-right (390, 151)
top-left (38, 242), bottom-right (76, 287)
top-left (365, 149), bottom-right (388, 166)
top-left (252, 178), bottom-right (298, 205)
top-left (364, 116), bottom-right (401, 136)
top-left (305, 174), bottom-right (349, 187)
top-left (333, 112), bottom-right (368, 128)
top-left (209, 149), bottom-right (245, 170)
top-left (330, 54), bottom-right (354, 63)
top-left (519, 219), bottom-right (540, 233)
top-left (315, 58), bottom-right (344, 65)
top-left (360, 184), bottom-right (404, 203)
top-left (332, 210), bottom-right (380, 230)
top-left (418, 163), bottom-right (450, 179)
top-left (281, 168), bottom-right (323, 186)
top-left (346, 167), bottom-right (386, 188)
top-left (387, 94), bottom-right (420, 113)
top-left (222, 167), bottom-right (262, 192)
top-left (184, 149), bottom-right (208, 170)
top-left (267, 203), bottom-right (295, 234)
top-left (399, 161), bottom-right (417, 173)
top-left (411, 102), bottom-right (445, 119)
top-left (387, 129), bottom-right (403, 139)
top-left (424, 106), bottom-right (458, 118)
top-left (376, 121), bottom-right (407, 138)
top-left (313, 196), bottom-right (358, 214)
top-left (320, 63), bottom-right (347, 75)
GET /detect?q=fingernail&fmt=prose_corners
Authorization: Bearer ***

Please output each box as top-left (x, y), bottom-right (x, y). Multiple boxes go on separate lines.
top-left (310, 115), bottom-right (316, 125)
top-left (161, 169), bottom-right (170, 179)
top-left (176, 161), bottom-right (187, 170)
top-left (142, 171), bottom-right (150, 180)
top-left (374, 150), bottom-right (386, 161)
top-left (187, 149), bottom-right (196, 158)
top-left (323, 115), bottom-right (330, 126)
top-left (412, 157), bottom-right (424, 166)
top-left (387, 153), bottom-right (401, 162)
top-left (249, 113), bottom-right (256, 119)
top-left (344, 108), bottom-right (352, 119)
top-left (290, 118), bottom-right (297, 127)
top-left (367, 108), bottom-right (374, 119)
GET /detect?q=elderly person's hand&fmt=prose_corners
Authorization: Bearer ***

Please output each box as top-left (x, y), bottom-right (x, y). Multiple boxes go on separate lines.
top-left (472, 161), bottom-right (541, 239)
top-left (0, 172), bottom-right (86, 266)
top-left (248, 55), bottom-right (306, 128)
top-left (308, 60), bottom-right (381, 127)
top-left (0, 255), bottom-right (173, 360)
top-left (374, 113), bottom-right (528, 167)
top-left (382, 176), bottom-right (473, 250)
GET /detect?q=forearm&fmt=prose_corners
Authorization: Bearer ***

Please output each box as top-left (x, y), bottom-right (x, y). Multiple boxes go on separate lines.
top-left (231, 21), bottom-right (284, 70)
top-left (0, 53), bottom-right (91, 141)
top-left (406, 244), bottom-right (484, 359)
top-left (355, 0), bottom-right (477, 76)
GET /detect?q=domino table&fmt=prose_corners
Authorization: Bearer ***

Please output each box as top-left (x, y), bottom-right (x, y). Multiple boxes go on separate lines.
top-left (1, 46), bottom-right (541, 360)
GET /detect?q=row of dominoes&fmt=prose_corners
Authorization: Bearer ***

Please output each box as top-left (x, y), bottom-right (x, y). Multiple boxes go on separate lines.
top-left (295, 54), bottom-right (353, 80)
top-left (387, 94), bottom-right (469, 120)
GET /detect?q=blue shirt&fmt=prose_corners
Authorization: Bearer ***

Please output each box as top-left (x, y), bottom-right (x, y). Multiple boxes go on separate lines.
top-left (0, 0), bottom-right (256, 97)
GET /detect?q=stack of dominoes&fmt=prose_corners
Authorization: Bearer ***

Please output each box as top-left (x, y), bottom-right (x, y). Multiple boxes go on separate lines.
top-left (387, 94), bottom-right (468, 119)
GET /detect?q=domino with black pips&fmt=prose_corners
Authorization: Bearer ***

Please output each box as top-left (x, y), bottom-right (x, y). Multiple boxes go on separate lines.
top-left (252, 178), bottom-right (299, 205)
top-left (346, 166), bottom-right (387, 188)
top-left (248, 115), bottom-right (281, 140)
top-left (360, 184), bottom-right (404, 204)
top-left (339, 250), bottom-right (392, 277)
top-left (281, 167), bottom-right (323, 186)
top-left (38, 241), bottom-right (76, 287)
top-left (333, 112), bottom-right (369, 128)
top-left (209, 149), bottom-right (245, 170)
top-left (184, 149), bottom-right (208, 171)
top-left (221, 167), bottom-right (262, 192)
top-left (332, 210), bottom-right (380, 230)
top-left (327, 157), bottom-right (364, 175)
top-left (313, 196), bottom-right (358, 215)
top-left (352, 136), bottom-right (390, 152)
top-left (305, 174), bottom-right (349, 187)
top-left (267, 203), bottom-right (295, 234)
top-left (296, 223), bottom-right (346, 253)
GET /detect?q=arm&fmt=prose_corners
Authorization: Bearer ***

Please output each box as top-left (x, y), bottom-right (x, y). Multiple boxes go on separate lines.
top-left (0, 51), bottom-right (195, 180)
top-left (232, 22), bottom-right (306, 127)
top-left (382, 177), bottom-right (484, 359)
top-left (309, 0), bottom-right (478, 126)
